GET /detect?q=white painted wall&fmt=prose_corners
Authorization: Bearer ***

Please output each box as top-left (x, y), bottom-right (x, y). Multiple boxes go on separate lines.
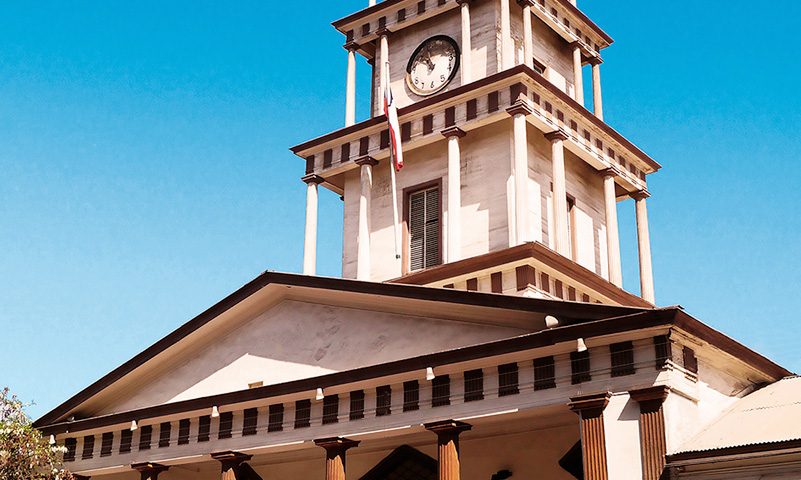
top-left (98, 300), bottom-right (528, 414)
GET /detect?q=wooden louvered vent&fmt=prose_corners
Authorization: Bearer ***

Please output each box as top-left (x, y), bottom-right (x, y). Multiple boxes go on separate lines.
top-left (409, 187), bottom-right (440, 271)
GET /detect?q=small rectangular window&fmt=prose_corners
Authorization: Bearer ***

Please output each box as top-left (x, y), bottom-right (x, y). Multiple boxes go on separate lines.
top-left (534, 356), bottom-right (556, 390)
top-left (243, 408), bottom-right (258, 436)
top-left (571, 350), bottom-right (591, 385)
top-left (268, 404), bottom-right (284, 432)
top-left (376, 386), bottom-right (392, 416)
top-left (295, 400), bottom-right (311, 429)
top-left (611, 341), bottom-right (636, 377)
top-left (138, 425), bottom-right (152, 451)
top-left (178, 419), bottom-right (190, 445)
top-left (403, 381), bottom-right (420, 412)
top-left (350, 391), bottom-right (365, 420)
top-left (432, 375), bottom-right (451, 407)
top-left (322, 395), bottom-right (339, 425)
top-left (119, 429), bottom-right (133, 454)
top-left (100, 432), bottom-right (113, 457)
top-left (408, 186), bottom-right (441, 271)
top-left (81, 435), bottom-right (95, 460)
top-left (464, 369), bottom-right (484, 402)
top-left (498, 363), bottom-right (520, 397)
top-left (198, 415), bottom-right (211, 442)
top-left (64, 438), bottom-right (77, 462)
top-left (158, 422), bottom-right (171, 448)
top-left (654, 335), bottom-right (671, 369)
top-left (218, 412), bottom-right (233, 439)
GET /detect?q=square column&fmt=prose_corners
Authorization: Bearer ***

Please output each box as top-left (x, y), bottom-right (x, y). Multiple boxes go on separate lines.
top-left (518, 0), bottom-right (536, 69)
top-left (630, 387), bottom-right (670, 480)
top-left (500, 0), bottom-right (513, 69)
top-left (132, 462), bottom-right (169, 480)
top-left (569, 392), bottom-right (612, 480)
top-left (315, 437), bottom-right (360, 480)
top-left (211, 451), bottom-right (255, 480)
top-left (442, 127), bottom-right (466, 263)
top-left (599, 168), bottom-right (622, 286)
top-left (633, 191), bottom-right (655, 303)
top-left (302, 174), bottom-right (325, 275)
top-left (456, 0), bottom-right (472, 84)
top-left (571, 43), bottom-right (584, 106)
top-left (355, 157), bottom-right (378, 280)
top-left (590, 57), bottom-right (603, 120)
top-left (344, 41), bottom-right (359, 127)
top-left (425, 420), bottom-right (473, 480)
top-left (546, 129), bottom-right (570, 257)
top-left (507, 101), bottom-right (534, 246)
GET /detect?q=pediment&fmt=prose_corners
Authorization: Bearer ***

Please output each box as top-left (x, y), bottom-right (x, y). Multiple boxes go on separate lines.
top-left (90, 299), bottom-right (529, 416)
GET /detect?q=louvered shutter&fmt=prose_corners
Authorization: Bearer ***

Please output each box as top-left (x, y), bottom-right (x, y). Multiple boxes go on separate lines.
top-left (409, 186), bottom-right (441, 271)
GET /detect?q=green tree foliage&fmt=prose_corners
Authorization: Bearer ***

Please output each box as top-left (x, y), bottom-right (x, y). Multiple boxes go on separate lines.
top-left (0, 388), bottom-right (73, 480)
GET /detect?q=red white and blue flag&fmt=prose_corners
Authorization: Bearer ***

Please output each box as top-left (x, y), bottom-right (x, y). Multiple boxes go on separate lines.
top-left (383, 81), bottom-right (404, 172)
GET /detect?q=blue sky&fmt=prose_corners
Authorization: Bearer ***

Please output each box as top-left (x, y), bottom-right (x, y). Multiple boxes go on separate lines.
top-left (1, 1), bottom-right (799, 419)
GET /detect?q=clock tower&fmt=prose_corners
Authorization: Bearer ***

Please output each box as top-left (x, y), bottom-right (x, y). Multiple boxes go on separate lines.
top-left (291, 0), bottom-right (659, 308)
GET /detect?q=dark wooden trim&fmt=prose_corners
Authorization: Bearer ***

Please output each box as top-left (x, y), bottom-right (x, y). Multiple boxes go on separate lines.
top-left (291, 65), bottom-right (656, 172)
top-left (391, 242), bottom-right (653, 308)
top-left (490, 272), bottom-right (503, 293)
top-left (36, 304), bottom-right (789, 434)
top-left (466, 278), bottom-right (478, 291)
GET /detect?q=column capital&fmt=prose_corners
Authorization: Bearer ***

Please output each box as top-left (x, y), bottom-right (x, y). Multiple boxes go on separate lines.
top-left (355, 155), bottom-right (379, 166)
top-left (597, 166), bottom-right (621, 179)
top-left (589, 55), bottom-right (604, 66)
top-left (455, 0), bottom-right (473, 4)
top-left (302, 174), bottom-right (325, 185)
top-left (343, 41), bottom-right (360, 52)
top-left (211, 451), bottom-right (254, 468)
top-left (630, 385), bottom-right (670, 410)
top-left (516, 0), bottom-right (536, 6)
top-left (424, 419), bottom-right (473, 437)
top-left (632, 189), bottom-right (651, 200)
top-left (441, 126), bottom-right (467, 138)
top-left (314, 436), bottom-right (361, 453)
top-left (375, 26), bottom-right (393, 37)
top-left (132, 462), bottom-right (169, 477)
top-left (568, 391), bottom-right (611, 418)
top-left (506, 101), bottom-right (533, 117)
top-left (545, 129), bottom-right (569, 142)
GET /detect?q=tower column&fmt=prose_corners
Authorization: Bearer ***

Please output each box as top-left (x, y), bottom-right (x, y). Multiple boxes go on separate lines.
top-left (211, 451), bottom-right (254, 480)
top-left (500, 0), bottom-right (513, 69)
top-left (425, 420), bottom-right (473, 480)
top-left (569, 393), bottom-right (612, 480)
top-left (518, 0), bottom-right (535, 69)
top-left (302, 174), bottom-right (324, 275)
top-left (355, 157), bottom-right (378, 280)
top-left (456, 0), bottom-right (472, 84)
top-left (590, 57), bottom-right (604, 120)
top-left (634, 191), bottom-right (655, 303)
top-left (600, 169), bottom-right (622, 287)
top-left (507, 101), bottom-right (533, 246)
top-left (315, 437), bottom-right (360, 480)
top-left (378, 28), bottom-right (391, 94)
top-left (546, 129), bottom-right (570, 256)
top-left (132, 463), bottom-right (169, 480)
top-left (345, 42), bottom-right (358, 127)
top-left (442, 127), bottom-right (466, 262)
top-left (572, 43), bottom-right (584, 106)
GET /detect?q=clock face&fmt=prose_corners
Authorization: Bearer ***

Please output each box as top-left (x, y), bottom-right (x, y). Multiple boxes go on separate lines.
top-left (406, 36), bottom-right (460, 96)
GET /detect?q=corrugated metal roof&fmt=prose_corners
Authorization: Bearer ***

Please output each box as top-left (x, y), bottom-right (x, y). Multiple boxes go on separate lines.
top-left (677, 376), bottom-right (801, 454)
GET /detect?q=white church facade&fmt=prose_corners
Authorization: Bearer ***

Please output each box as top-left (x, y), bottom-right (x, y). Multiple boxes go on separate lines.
top-left (36, 1), bottom-right (798, 480)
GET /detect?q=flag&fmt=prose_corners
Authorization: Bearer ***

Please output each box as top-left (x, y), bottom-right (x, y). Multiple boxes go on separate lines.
top-left (383, 80), bottom-right (404, 172)
top-left (383, 66), bottom-right (403, 261)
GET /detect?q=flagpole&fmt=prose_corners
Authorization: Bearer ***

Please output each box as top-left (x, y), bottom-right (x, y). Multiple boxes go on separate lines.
top-left (385, 61), bottom-right (402, 261)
